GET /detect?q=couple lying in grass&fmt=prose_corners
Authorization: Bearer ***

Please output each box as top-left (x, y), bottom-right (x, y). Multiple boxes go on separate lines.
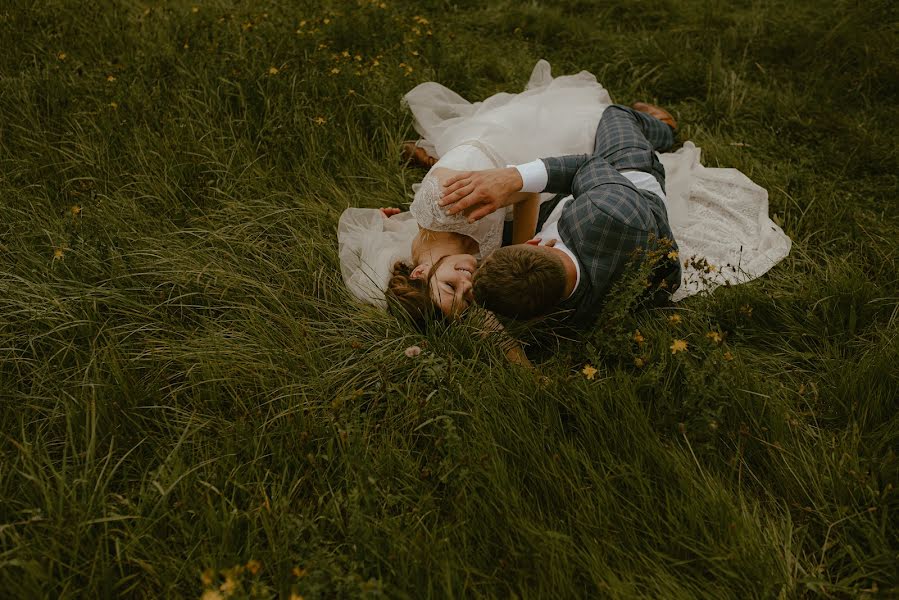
top-left (338, 60), bottom-right (791, 360)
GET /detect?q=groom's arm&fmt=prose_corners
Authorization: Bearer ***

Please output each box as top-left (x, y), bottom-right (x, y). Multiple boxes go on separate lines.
top-left (441, 154), bottom-right (590, 222)
top-left (540, 154), bottom-right (591, 194)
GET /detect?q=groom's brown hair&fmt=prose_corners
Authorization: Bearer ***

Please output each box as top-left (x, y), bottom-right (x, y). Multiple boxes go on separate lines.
top-left (473, 246), bottom-right (566, 319)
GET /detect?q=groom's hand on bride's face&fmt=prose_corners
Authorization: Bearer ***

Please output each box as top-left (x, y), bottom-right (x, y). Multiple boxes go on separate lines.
top-left (440, 167), bottom-right (523, 223)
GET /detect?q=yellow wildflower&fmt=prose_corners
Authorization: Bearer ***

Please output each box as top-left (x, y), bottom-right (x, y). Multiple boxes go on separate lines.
top-left (245, 559), bottom-right (262, 575)
top-left (330, 67), bottom-right (340, 74)
top-left (201, 568), bottom-right (215, 586)
top-left (667, 250), bottom-right (678, 260)
top-left (106, 74), bottom-right (116, 82)
top-left (354, 54), bottom-right (362, 61)
top-left (71, 205), bottom-right (81, 216)
top-left (634, 357), bottom-right (645, 368)
top-left (379, 2), bottom-right (387, 8)
top-left (706, 331), bottom-right (722, 344)
top-left (109, 101), bottom-right (118, 110)
top-left (201, 591), bottom-right (224, 600)
top-left (581, 364), bottom-right (597, 380)
top-left (670, 339), bottom-right (688, 354)
top-left (411, 50), bottom-right (419, 56)
top-left (341, 50), bottom-right (350, 58)
top-left (668, 314), bottom-right (682, 324)
top-left (299, 20), bottom-right (307, 27)
top-left (219, 576), bottom-right (237, 595)
top-left (242, 22), bottom-right (253, 31)
top-left (739, 304), bottom-right (753, 317)
top-left (53, 248), bottom-right (65, 260)
top-left (191, 6), bottom-right (199, 13)
top-left (633, 330), bottom-right (645, 344)
top-left (723, 351), bottom-right (735, 361)
top-left (289, 594), bottom-right (305, 600)
top-left (323, 18), bottom-right (330, 24)
top-left (313, 116), bottom-right (326, 125)
top-left (292, 566), bottom-right (307, 578)
top-left (57, 51), bottom-right (67, 60)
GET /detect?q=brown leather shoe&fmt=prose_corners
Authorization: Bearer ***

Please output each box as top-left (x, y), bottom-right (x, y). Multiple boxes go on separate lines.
top-left (401, 141), bottom-right (437, 168)
top-left (632, 102), bottom-right (677, 130)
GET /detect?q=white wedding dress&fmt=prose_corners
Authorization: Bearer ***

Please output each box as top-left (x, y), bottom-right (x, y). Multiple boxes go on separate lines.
top-left (338, 60), bottom-right (791, 306)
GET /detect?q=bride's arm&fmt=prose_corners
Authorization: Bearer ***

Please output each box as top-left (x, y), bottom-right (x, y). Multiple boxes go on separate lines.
top-left (511, 193), bottom-right (539, 245)
top-left (479, 310), bottom-right (533, 368)
top-left (503, 340), bottom-right (533, 368)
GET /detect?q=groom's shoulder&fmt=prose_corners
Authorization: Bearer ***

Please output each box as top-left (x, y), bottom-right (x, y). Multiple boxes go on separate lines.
top-left (560, 190), bottom-right (654, 236)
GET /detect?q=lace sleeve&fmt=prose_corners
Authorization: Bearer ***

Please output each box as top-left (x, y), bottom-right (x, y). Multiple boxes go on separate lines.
top-left (408, 174), bottom-right (503, 259)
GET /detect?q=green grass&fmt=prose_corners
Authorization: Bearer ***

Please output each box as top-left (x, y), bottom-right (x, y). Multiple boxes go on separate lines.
top-left (0, 0), bottom-right (896, 597)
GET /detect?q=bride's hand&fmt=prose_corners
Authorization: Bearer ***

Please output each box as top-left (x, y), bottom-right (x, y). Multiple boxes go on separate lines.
top-left (479, 310), bottom-right (533, 369)
top-left (379, 207), bottom-right (402, 218)
top-left (440, 167), bottom-right (524, 223)
top-left (526, 237), bottom-right (557, 247)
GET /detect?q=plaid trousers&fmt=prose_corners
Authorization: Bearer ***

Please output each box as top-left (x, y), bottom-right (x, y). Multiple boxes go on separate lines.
top-left (538, 105), bottom-right (681, 326)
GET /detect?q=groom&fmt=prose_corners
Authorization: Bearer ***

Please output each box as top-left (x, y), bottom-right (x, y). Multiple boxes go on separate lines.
top-left (439, 103), bottom-right (682, 326)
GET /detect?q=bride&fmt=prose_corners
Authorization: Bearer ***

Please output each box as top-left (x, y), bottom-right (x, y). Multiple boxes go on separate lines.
top-left (338, 60), bottom-right (791, 324)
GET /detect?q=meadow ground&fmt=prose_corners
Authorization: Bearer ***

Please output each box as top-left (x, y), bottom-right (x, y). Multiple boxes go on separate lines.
top-left (0, 0), bottom-right (897, 598)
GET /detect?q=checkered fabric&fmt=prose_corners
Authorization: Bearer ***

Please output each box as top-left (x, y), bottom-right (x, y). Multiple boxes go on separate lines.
top-left (539, 105), bottom-right (681, 326)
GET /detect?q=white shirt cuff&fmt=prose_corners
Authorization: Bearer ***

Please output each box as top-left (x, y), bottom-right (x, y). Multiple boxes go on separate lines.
top-left (512, 159), bottom-right (548, 193)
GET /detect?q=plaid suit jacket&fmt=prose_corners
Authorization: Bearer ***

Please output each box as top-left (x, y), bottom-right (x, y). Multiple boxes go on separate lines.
top-left (538, 106), bottom-right (681, 327)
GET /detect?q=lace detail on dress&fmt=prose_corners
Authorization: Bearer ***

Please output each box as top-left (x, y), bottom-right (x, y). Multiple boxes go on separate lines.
top-left (408, 174), bottom-right (502, 260)
top-left (660, 143), bottom-right (791, 301)
top-left (448, 139), bottom-right (503, 169)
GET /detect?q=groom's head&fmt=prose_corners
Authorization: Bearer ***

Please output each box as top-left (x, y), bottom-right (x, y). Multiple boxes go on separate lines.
top-left (472, 244), bottom-right (567, 319)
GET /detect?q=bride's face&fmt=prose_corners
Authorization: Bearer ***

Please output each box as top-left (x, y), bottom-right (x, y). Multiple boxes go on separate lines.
top-left (412, 254), bottom-right (477, 318)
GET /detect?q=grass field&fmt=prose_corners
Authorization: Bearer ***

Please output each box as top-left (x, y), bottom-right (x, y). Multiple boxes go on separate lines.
top-left (1, 0), bottom-right (897, 597)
